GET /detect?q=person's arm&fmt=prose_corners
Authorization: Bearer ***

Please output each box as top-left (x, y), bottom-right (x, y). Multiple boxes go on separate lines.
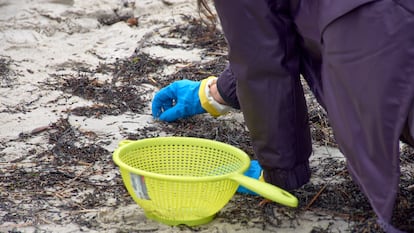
top-left (151, 76), bottom-right (232, 122)
top-left (215, 65), bottom-right (240, 109)
top-left (209, 77), bottom-right (226, 105)
top-left (213, 0), bottom-right (312, 190)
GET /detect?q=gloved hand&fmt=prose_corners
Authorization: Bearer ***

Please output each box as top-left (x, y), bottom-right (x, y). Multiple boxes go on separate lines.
top-left (152, 79), bottom-right (206, 122)
top-left (237, 160), bottom-right (263, 195)
top-left (152, 77), bottom-right (231, 122)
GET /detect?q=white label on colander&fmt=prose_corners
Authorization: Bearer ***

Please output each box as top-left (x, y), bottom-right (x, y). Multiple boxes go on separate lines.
top-left (130, 173), bottom-right (150, 200)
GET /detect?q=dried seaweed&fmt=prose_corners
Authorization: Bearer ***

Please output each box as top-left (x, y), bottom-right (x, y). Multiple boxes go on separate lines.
top-left (163, 15), bottom-right (227, 53)
top-left (126, 117), bottom-right (255, 158)
top-left (1, 117), bottom-right (129, 226)
top-left (0, 56), bottom-right (17, 88)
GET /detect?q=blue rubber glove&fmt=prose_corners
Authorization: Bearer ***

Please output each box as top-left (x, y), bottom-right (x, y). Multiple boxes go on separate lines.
top-left (152, 79), bottom-right (206, 122)
top-left (237, 160), bottom-right (263, 195)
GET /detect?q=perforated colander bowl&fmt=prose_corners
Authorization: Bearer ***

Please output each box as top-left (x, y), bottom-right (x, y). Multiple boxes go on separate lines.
top-left (112, 136), bottom-right (297, 226)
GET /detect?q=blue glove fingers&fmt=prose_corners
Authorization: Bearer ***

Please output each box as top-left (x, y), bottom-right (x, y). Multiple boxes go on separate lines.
top-left (152, 85), bottom-right (177, 118)
top-left (152, 79), bottom-right (205, 121)
top-left (237, 160), bottom-right (262, 195)
top-left (158, 103), bottom-right (187, 122)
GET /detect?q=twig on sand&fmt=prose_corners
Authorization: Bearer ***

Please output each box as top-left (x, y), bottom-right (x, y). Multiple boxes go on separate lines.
top-left (68, 163), bottom-right (94, 183)
top-left (136, 28), bottom-right (160, 52)
top-left (30, 125), bottom-right (51, 135)
top-left (305, 169), bottom-right (347, 210)
top-left (305, 185), bottom-right (327, 210)
top-left (69, 208), bottom-right (107, 214)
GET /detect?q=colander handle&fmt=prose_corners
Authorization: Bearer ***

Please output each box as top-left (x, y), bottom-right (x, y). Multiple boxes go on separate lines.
top-left (229, 173), bottom-right (298, 208)
top-left (118, 140), bottom-right (135, 147)
top-left (113, 140), bottom-right (135, 155)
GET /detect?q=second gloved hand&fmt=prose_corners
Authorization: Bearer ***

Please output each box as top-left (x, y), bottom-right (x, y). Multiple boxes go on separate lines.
top-left (152, 79), bottom-right (206, 122)
top-left (237, 160), bottom-right (263, 195)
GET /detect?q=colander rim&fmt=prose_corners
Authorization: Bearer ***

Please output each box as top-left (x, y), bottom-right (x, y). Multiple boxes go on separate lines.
top-left (112, 136), bottom-right (251, 182)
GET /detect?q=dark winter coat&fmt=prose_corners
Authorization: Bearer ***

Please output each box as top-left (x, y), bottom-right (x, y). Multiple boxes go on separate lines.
top-left (213, 0), bottom-right (414, 232)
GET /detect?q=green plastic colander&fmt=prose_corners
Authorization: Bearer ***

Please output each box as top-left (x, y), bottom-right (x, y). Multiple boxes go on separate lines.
top-left (112, 136), bottom-right (298, 226)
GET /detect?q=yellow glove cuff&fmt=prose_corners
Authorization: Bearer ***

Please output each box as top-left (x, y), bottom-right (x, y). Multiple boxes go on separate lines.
top-left (199, 76), bottom-right (231, 117)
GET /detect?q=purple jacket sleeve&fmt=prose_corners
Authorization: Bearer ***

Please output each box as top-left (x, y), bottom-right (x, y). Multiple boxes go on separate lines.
top-left (214, 0), bottom-right (312, 190)
top-left (216, 65), bottom-right (240, 109)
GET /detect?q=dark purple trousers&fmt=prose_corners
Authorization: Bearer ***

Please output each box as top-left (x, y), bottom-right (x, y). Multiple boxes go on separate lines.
top-left (214, 0), bottom-right (414, 232)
